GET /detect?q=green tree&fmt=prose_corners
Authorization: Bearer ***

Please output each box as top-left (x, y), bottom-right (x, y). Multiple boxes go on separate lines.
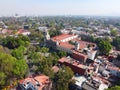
top-left (98, 40), bottom-right (112, 55)
top-left (49, 30), bottom-right (61, 37)
top-left (40, 47), bottom-right (49, 53)
top-left (103, 36), bottom-right (112, 42)
top-left (0, 52), bottom-right (28, 86)
top-left (13, 59), bottom-right (28, 78)
top-left (58, 51), bottom-right (67, 58)
top-left (111, 29), bottom-right (118, 36)
top-left (28, 52), bottom-right (41, 63)
top-left (27, 45), bottom-right (36, 54)
top-left (0, 72), bottom-right (6, 86)
top-left (95, 38), bottom-right (103, 44)
top-left (2, 36), bottom-right (18, 49)
top-left (43, 65), bottom-right (54, 79)
top-left (38, 57), bottom-right (54, 79)
top-left (28, 30), bottom-right (44, 42)
top-left (35, 46), bottom-right (41, 52)
top-left (0, 45), bottom-right (10, 54)
top-left (106, 86), bottom-right (120, 90)
top-left (11, 46), bottom-right (26, 60)
top-left (112, 37), bottom-right (120, 50)
top-left (54, 66), bottom-right (74, 90)
top-left (81, 35), bottom-right (95, 43)
top-left (38, 58), bottom-right (52, 72)
top-left (51, 52), bottom-right (60, 65)
top-left (2, 35), bottom-right (30, 49)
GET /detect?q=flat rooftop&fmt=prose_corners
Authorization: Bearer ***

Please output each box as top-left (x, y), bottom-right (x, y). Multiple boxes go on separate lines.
top-left (59, 57), bottom-right (93, 70)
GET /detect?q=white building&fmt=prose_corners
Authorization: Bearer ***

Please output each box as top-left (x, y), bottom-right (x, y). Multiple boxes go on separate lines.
top-left (22, 31), bottom-right (31, 36)
top-left (73, 76), bottom-right (86, 90)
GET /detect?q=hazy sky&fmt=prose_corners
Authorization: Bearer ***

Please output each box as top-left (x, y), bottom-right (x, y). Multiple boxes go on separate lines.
top-left (0, 0), bottom-right (120, 16)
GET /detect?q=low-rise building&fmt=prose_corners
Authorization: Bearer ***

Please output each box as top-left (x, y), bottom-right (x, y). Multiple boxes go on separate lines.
top-left (16, 29), bottom-right (31, 35)
top-left (38, 26), bottom-right (48, 31)
top-left (58, 57), bottom-right (94, 75)
top-left (49, 33), bottom-right (97, 61)
top-left (18, 74), bottom-right (52, 90)
top-left (73, 76), bottom-right (86, 90)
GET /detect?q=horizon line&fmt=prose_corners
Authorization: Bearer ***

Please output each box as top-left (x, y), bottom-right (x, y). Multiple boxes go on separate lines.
top-left (1, 14), bottom-right (120, 18)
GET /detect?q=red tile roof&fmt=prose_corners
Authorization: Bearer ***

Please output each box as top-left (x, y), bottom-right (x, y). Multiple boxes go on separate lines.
top-left (16, 29), bottom-right (24, 34)
top-left (51, 34), bottom-right (97, 62)
top-left (59, 42), bottom-right (75, 50)
top-left (34, 75), bottom-right (49, 84)
top-left (58, 57), bottom-right (67, 63)
top-left (19, 74), bottom-right (49, 90)
top-left (73, 39), bottom-right (96, 49)
top-left (7, 30), bottom-right (13, 34)
top-left (51, 34), bottom-right (77, 42)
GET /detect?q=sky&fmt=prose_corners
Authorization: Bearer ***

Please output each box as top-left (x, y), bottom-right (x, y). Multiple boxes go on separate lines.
top-left (0, 0), bottom-right (120, 16)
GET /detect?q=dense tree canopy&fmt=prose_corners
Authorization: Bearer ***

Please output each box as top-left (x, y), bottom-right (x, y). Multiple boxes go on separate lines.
top-left (43, 65), bottom-right (54, 79)
top-left (49, 29), bottom-right (61, 37)
top-left (0, 45), bottom-right (10, 54)
top-left (11, 46), bottom-right (26, 60)
top-left (40, 47), bottom-right (49, 53)
top-left (111, 29), bottom-right (118, 36)
top-left (58, 51), bottom-right (67, 58)
top-left (28, 30), bottom-right (44, 42)
top-left (0, 52), bottom-right (28, 86)
top-left (0, 72), bottom-right (6, 86)
top-left (2, 35), bottom-right (30, 49)
top-left (98, 40), bottom-right (112, 55)
top-left (81, 35), bottom-right (95, 43)
top-left (38, 57), bottom-right (54, 79)
top-left (53, 66), bottom-right (74, 90)
top-left (112, 37), bottom-right (120, 50)
top-left (28, 52), bottom-right (41, 64)
top-left (13, 59), bottom-right (28, 78)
